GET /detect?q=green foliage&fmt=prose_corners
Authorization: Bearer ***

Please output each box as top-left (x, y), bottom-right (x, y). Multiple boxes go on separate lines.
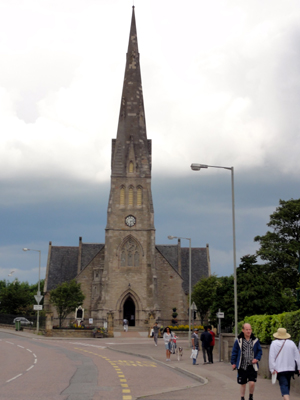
top-left (49, 279), bottom-right (85, 328)
top-left (254, 198), bottom-right (300, 289)
top-left (241, 310), bottom-right (300, 344)
top-left (191, 274), bottom-right (218, 325)
top-left (210, 275), bottom-right (234, 329)
top-left (0, 279), bottom-right (45, 315)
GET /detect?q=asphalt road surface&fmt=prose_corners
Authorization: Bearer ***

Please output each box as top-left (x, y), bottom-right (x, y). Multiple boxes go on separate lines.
top-left (0, 331), bottom-right (199, 400)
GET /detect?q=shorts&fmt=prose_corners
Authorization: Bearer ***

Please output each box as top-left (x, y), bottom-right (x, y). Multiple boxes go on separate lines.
top-left (165, 342), bottom-right (170, 350)
top-left (237, 365), bottom-right (257, 385)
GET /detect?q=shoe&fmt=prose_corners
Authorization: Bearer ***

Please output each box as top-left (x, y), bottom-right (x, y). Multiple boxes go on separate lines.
top-left (155, 344), bottom-right (157, 346)
top-left (193, 363), bottom-right (199, 365)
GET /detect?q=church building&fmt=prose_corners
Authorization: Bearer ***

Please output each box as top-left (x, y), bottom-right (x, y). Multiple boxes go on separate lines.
top-left (44, 7), bottom-right (210, 328)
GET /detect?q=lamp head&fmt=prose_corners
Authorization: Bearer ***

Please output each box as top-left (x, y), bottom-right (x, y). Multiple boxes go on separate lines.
top-left (190, 163), bottom-right (208, 171)
top-left (168, 236), bottom-right (177, 240)
top-left (22, 248), bottom-right (29, 251)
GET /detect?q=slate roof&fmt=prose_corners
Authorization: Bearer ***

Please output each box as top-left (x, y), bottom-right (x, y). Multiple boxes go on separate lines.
top-left (46, 243), bottom-right (104, 291)
top-left (156, 245), bottom-right (209, 294)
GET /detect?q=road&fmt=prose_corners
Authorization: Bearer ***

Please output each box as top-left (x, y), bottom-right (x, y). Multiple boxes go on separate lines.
top-left (0, 330), bottom-right (199, 400)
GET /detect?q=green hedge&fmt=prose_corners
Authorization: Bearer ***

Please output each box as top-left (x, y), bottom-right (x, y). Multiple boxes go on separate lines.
top-left (239, 310), bottom-right (300, 344)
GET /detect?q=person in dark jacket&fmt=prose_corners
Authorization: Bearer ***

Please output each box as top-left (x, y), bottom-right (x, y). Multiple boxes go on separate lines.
top-left (231, 323), bottom-right (262, 400)
top-left (200, 326), bottom-right (212, 364)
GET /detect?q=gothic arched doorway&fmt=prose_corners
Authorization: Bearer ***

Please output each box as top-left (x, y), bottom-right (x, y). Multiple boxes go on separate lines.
top-left (123, 297), bottom-right (135, 327)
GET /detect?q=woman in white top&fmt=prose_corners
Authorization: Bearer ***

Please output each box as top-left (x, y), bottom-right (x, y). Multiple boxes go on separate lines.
top-left (163, 327), bottom-right (173, 362)
top-left (269, 328), bottom-right (300, 400)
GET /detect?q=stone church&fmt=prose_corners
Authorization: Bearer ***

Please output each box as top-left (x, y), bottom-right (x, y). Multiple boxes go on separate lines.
top-left (44, 7), bottom-right (210, 328)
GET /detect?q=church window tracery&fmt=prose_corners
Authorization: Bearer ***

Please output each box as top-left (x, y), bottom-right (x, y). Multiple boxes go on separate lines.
top-left (120, 238), bottom-right (140, 267)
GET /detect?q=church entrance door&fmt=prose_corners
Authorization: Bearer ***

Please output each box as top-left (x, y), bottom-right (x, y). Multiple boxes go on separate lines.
top-left (123, 297), bottom-right (135, 327)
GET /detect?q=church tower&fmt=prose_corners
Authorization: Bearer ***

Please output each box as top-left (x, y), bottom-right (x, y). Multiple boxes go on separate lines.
top-left (98, 7), bottom-right (157, 326)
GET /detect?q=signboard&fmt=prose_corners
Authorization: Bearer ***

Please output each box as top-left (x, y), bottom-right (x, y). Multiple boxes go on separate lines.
top-left (34, 305), bottom-right (43, 311)
top-left (191, 301), bottom-right (197, 311)
top-left (34, 294), bottom-right (43, 304)
top-left (216, 312), bottom-right (224, 318)
top-left (89, 318), bottom-right (93, 324)
top-left (103, 321), bottom-right (107, 329)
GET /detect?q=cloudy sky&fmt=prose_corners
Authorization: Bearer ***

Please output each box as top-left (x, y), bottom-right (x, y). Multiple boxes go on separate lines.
top-left (1, 0), bottom-right (300, 285)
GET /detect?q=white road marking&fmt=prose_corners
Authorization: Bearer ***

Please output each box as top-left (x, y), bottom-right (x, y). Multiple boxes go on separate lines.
top-left (26, 349), bottom-right (32, 353)
top-left (18, 345), bottom-right (25, 348)
top-left (6, 374), bottom-right (22, 383)
top-left (26, 365), bottom-right (34, 371)
top-left (6, 341), bottom-right (14, 345)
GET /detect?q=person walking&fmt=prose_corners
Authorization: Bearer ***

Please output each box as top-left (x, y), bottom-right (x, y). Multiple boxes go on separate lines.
top-left (152, 322), bottom-right (159, 346)
top-left (200, 326), bottom-right (212, 364)
top-left (163, 327), bottom-right (173, 362)
top-left (231, 323), bottom-right (262, 400)
top-left (269, 327), bottom-right (300, 400)
top-left (208, 325), bottom-right (215, 363)
top-left (123, 318), bottom-right (128, 332)
top-left (191, 328), bottom-right (199, 365)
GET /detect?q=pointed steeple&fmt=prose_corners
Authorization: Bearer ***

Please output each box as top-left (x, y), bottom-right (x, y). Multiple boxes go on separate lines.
top-left (111, 6), bottom-right (151, 177)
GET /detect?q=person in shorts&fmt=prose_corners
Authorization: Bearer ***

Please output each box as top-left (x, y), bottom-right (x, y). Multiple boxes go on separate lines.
top-left (231, 323), bottom-right (262, 400)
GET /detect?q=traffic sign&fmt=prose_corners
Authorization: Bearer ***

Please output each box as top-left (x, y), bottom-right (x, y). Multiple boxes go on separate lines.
top-left (217, 312), bottom-right (224, 318)
top-left (34, 305), bottom-right (43, 311)
top-left (34, 295), bottom-right (43, 304)
top-left (191, 301), bottom-right (198, 311)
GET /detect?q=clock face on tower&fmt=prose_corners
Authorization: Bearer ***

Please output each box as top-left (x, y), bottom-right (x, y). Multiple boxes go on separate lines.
top-left (125, 215), bottom-right (136, 227)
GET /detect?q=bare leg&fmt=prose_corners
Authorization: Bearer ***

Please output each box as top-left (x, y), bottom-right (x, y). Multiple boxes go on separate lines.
top-left (240, 384), bottom-right (246, 397)
top-left (283, 396), bottom-right (289, 400)
top-left (249, 381), bottom-right (255, 394)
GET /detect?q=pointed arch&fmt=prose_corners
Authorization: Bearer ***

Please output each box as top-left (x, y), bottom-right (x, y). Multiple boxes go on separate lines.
top-left (128, 160), bottom-right (134, 173)
top-left (137, 185), bottom-right (143, 206)
top-left (128, 186), bottom-right (134, 206)
top-left (120, 185), bottom-right (125, 206)
top-left (116, 288), bottom-right (143, 326)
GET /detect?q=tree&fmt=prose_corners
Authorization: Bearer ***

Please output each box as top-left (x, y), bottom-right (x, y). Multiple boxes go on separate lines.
top-left (0, 280), bottom-right (37, 315)
top-left (191, 275), bottom-right (218, 325)
top-left (254, 198), bottom-right (300, 289)
top-left (49, 280), bottom-right (85, 327)
top-left (210, 275), bottom-right (234, 330)
top-left (236, 255), bottom-right (297, 320)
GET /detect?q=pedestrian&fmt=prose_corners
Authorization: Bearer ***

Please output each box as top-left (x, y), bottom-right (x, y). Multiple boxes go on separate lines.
top-left (153, 322), bottom-right (159, 346)
top-left (269, 327), bottom-right (300, 400)
top-left (123, 318), bottom-right (128, 332)
top-left (191, 328), bottom-right (199, 365)
top-left (208, 325), bottom-right (215, 363)
top-left (231, 323), bottom-right (262, 400)
top-left (163, 327), bottom-right (173, 362)
top-left (200, 325), bottom-right (212, 364)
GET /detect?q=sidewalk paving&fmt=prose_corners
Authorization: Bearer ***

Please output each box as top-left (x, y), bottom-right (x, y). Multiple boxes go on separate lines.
top-left (2, 328), bottom-right (300, 400)
top-left (105, 335), bottom-right (300, 400)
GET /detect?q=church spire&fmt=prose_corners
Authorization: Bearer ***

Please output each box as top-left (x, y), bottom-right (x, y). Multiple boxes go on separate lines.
top-left (111, 6), bottom-right (151, 177)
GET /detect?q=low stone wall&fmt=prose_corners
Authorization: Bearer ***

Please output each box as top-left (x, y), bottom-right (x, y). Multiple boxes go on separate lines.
top-left (50, 329), bottom-right (97, 338)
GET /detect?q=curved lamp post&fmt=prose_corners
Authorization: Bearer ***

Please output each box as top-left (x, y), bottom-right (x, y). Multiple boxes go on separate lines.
top-left (190, 163), bottom-right (238, 339)
top-left (168, 235), bottom-right (192, 346)
top-left (23, 248), bottom-right (42, 334)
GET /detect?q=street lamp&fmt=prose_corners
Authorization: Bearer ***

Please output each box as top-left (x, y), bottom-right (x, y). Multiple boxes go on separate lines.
top-left (190, 163), bottom-right (238, 339)
top-left (22, 248), bottom-right (43, 334)
top-left (168, 235), bottom-right (192, 346)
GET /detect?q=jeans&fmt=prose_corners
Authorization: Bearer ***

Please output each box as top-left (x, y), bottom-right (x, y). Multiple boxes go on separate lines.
top-left (153, 333), bottom-right (158, 345)
top-left (278, 372), bottom-right (293, 396)
top-left (202, 346), bottom-right (210, 363)
top-left (193, 345), bottom-right (199, 364)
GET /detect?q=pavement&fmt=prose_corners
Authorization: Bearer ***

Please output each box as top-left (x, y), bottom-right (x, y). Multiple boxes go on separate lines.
top-left (2, 327), bottom-right (300, 400)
